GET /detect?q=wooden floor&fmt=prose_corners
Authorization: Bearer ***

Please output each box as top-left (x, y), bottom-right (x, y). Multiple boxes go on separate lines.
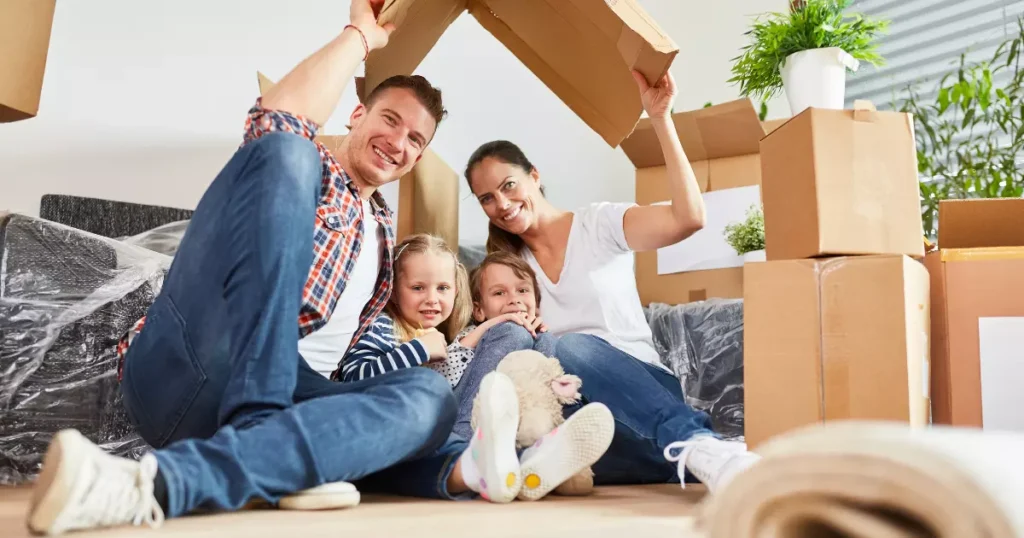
top-left (2, 484), bottom-right (706, 538)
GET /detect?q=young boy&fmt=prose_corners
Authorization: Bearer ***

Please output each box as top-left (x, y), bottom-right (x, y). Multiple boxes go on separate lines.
top-left (426, 251), bottom-right (549, 389)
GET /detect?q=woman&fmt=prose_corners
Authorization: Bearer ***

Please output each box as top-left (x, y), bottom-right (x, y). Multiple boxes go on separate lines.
top-left (462, 70), bottom-right (760, 494)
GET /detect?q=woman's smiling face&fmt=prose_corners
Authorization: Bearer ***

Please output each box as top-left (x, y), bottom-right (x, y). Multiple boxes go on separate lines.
top-left (469, 156), bottom-right (542, 235)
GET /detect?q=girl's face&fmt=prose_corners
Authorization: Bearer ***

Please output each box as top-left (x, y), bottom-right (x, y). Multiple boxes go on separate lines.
top-left (394, 251), bottom-right (457, 330)
top-left (469, 157), bottom-right (542, 236)
top-left (472, 263), bottom-right (538, 322)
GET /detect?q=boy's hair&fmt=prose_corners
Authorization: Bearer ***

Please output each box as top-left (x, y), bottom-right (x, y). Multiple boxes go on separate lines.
top-left (468, 251), bottom-right (542, 309)
top-left (364, 75), bottom-right (448, 128)
top-left (387, 233), bottom-right (471, 343)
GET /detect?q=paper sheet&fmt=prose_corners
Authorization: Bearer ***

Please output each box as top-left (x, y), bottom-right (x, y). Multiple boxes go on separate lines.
top-left (979, 317), bottom-right (1024, 433)
top-left (656, 185), bottom-right (762, 275)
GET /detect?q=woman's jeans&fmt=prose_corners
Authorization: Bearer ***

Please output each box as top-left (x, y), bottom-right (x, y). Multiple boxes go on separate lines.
top-left (451, 322), bottom-right (715, 484)
top-left (120, 132), bottom-right (465, 518)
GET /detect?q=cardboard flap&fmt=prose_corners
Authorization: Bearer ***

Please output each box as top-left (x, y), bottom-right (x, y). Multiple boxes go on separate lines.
top-left (364, 0), bottom-right (467, 98)
top-left (938, 199), bottom-right (1024, 249)
top-left (364, 0), bottom-right (677, 148)
top-left (0, 0), bottom-right (56, 122)
top-left (471, 0), bottom-right (676, 147)
top-left (620, 98), bottom-right (765, 168)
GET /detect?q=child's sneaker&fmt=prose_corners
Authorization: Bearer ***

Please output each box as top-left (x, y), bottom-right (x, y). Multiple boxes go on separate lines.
top-left (517, 402), bottom-right (614, 501)
top-left (26, 429), bottom-right (165, 535)
top-left (663, 435), bottom-right (761, 494)
top-left (277, 481), bottom-right (361, 510)
top-left (460, 371), bottom-right (522, 503)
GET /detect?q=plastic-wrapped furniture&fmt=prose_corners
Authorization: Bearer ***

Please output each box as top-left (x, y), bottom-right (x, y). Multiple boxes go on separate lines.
top-left (646, 299), bottom-right (745, 440)
top-left (0, 213), bottom-right (169, 484)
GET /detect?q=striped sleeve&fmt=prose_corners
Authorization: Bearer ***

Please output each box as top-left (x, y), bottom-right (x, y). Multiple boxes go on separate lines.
top-left (339, 314), bottom-right (429, 382)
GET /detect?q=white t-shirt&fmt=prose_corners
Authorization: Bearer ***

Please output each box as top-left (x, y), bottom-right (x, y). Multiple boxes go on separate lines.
top-left (523, 202), bottom-right (665, 370)
top-left (298, 199), bottom-right (381, 377)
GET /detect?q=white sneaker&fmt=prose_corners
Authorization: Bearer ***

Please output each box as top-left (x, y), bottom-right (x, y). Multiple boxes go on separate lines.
top-left (664, 435), bottom-right (761, 494)
top-left (277, 481), bottom-right (361, 510)
top-left (517, 402), bottom-right (615, 501)
top-left (26, 429), bottom-right (165, 535)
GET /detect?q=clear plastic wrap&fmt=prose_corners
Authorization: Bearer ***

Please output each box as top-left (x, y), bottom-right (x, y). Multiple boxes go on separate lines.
top-left (120, 219), bottom-right (190, 257)
top-left (0, 214), bottom-right (171, 485)
top-left (645, 299), bottom-right (745, 440)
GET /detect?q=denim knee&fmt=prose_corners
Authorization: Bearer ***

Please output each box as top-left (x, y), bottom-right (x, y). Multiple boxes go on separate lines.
top-left (244, 132), bottom-right (322, 207)
top-left (479, 321), bottom-right (535, 351)
top-left (553, 333), bottom-right (608, 371)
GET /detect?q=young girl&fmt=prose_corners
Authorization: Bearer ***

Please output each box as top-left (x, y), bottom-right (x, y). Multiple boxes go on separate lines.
top-left (337, 233), bottom-right (471, 382)
top-left (337, 234), bottom-right (615, 503)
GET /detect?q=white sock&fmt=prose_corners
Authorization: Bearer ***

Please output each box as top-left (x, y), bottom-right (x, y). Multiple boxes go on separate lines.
top-left (517, 402), bottom-right (614, 501)
top-left (458, 372), bottom-right (521, 503)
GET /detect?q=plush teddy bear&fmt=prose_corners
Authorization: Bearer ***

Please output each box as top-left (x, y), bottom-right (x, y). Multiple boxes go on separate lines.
top-left (470, 349), bottom-right (595, 496)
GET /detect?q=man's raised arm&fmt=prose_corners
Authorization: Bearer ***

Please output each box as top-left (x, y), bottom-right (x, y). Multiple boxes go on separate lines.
top-left (260, 0), bottom-right (395, 127)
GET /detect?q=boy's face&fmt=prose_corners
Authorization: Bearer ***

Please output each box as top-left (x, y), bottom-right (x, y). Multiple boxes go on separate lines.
top-left (472, 263), bottom-right (538, 322)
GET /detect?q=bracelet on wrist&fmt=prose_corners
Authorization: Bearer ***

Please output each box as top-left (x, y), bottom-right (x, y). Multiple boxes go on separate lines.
top-left (344, 24), bottom-right (369, 61)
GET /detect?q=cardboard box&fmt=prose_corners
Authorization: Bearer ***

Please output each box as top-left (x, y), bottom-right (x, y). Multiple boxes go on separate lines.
top-left (365, 0), bottom-right (678, 147)
top-left (257, 72), bottom-right (459, 247)
top-left (744, 255), bottom-right (931, 449)
top-left (760, 103), bottom-right (925, 261)
top-left (0, 0), bottom-right (56, 122)
top-left (926, 199), bottom-right (1024, 429)
top-left (621, 99), bottom-right (768, 305)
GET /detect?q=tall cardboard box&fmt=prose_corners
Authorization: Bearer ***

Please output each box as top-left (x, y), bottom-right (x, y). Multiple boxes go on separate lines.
top-left (759, 104), bottom-right (925, 261)
top-left (620, 99), bottom-right (770, 305)
top-left (257, 72), bottom-right (460, 247)
top-left (926, 199), bottom-right (1024, 431)
top-left (744, 255), bottom-right (931, 449)
top-left (0, 0), bottom-right (56, 122)
top-left (365, 0), bottom-right (678, 147)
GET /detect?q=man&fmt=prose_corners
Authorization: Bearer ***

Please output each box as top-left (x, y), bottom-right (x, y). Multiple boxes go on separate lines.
top-left (26, 1), bottom-right (464, 534)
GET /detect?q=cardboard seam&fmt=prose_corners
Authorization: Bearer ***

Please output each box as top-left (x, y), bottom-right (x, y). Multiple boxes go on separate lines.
top-left (815, 261), bottom-right (827, 423)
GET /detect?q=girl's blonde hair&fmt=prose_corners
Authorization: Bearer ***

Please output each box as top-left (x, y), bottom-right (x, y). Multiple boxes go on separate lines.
top-left (387, 233), bottom-right (472, 344)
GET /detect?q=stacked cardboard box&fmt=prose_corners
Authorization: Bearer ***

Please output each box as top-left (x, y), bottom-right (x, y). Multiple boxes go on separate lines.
top-left (744, 102), bottom-right (931, 449)
top-left (926, 198), bottom-right (1024, 432)
top-left (620, 99), bottom-right (784, 305)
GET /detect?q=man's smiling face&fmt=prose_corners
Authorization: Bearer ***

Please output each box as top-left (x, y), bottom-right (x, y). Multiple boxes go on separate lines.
top-left (343, 86), bottom-right (438, 192)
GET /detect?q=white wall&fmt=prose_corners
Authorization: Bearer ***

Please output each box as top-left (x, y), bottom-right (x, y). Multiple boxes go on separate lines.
top-left (0, 0), bottom-right (789, 245)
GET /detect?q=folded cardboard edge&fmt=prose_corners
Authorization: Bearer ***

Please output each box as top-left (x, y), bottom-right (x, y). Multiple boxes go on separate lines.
top-left (939, 246), bottom-right (1024, 262)
top-left (620, 98), bottom-right (765, 168)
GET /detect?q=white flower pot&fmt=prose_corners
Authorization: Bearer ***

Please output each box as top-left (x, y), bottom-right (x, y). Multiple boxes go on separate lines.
top-left (743, 249), bottom-right (766, 263)
top-left (780, 47), bottom-right (860, 115)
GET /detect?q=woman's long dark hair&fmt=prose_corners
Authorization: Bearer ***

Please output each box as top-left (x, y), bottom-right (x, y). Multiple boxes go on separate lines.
top-left (464, 140), bottom-right (545, 256)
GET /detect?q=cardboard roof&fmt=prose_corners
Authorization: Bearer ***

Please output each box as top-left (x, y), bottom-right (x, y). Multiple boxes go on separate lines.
top-left (619, 98), bottom-right (767, 168)
top-left (363, 0), bottom-right (679, 148)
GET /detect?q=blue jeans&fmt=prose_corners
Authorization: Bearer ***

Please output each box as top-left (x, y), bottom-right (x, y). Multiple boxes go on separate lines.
top-left (553, 333), bottom-right (716, 484)
top-left (451, 322), bottom-right (557, 439)
top-left (119, 132), bottom-right (464, 518)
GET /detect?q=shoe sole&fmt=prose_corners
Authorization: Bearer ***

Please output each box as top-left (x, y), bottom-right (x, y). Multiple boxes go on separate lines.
top-left (278, 482), bottom-right (361, 510)
top-left (474, 372), bottom-right (522, 503)
top-left (27, 429), bottom-right (88, 535)
top-left (517, 403), bottom-right (614, 502)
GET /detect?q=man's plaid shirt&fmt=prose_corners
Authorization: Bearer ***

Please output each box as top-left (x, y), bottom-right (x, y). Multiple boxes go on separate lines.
top-left (116, 98), bottom-right (396, 381)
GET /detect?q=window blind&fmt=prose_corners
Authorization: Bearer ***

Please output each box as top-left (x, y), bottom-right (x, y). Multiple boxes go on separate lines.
top-left (845, 0), bottom-right (1024, 110)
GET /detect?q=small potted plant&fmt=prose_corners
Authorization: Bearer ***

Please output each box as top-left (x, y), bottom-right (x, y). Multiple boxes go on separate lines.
top-left (724, 204), bottom-right (766, 262)
top-left (729, 0), bottom-right (889, 115)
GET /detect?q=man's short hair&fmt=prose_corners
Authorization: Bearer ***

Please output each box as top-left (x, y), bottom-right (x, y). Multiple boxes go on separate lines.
top-left (364, 75), bottom-right (447, 127)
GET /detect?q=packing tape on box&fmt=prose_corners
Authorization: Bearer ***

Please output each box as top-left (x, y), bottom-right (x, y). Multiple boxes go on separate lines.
top-left (941, 246), bottom-right (1024, 262)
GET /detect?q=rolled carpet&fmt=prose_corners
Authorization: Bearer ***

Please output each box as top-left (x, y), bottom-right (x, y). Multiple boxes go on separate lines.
top-left (695, 421), bottom-right (1024, 538)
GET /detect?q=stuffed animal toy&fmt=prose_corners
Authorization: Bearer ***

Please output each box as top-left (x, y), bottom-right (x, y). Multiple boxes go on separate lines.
top-left (470, 349), bottom-right (595, 496)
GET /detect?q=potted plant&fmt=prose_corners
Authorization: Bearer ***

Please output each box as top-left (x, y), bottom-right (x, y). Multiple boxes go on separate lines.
top-left (898, 17), bottom-right (1024, 240)
top-left (729, 0), bottom-right (889, 115)
top-left (724, 204), bottom-right (766, 262)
